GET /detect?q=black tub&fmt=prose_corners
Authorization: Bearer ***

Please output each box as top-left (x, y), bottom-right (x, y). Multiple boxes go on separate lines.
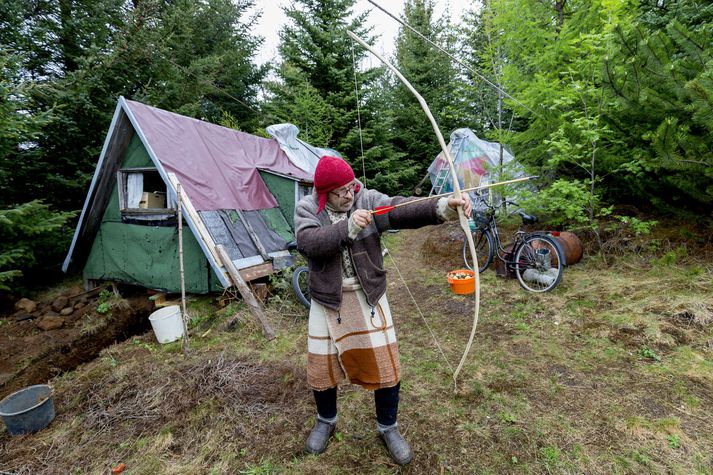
top-left (0, 384), bottom-right (55, 435)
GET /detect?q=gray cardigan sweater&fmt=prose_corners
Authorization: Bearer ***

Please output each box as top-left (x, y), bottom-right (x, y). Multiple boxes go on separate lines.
top-left (294, 183), bottom-right (445, 310)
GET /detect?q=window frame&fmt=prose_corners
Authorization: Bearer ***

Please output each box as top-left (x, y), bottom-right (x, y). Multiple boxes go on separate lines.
top-left (117, 167), bottom-right (176, 219)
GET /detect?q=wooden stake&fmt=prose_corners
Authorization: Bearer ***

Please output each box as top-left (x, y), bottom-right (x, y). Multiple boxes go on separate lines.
top-left (177, 183), bottom-right (190, 358)
top-left (216, 244), bottom-right (276, 340)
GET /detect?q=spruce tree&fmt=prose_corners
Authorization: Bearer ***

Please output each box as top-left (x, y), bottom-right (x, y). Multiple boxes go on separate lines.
top-left (605, 4), bottom-right (713, 209)
top-left (267, 0), bottom-right (377, 157)
top-left (390, 0), bottom-right (464, 191)
top-left (1, 0), bottom-right (267, 210)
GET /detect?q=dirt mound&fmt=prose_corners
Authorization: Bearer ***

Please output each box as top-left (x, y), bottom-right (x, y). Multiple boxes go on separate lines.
top-left (417, 221), bottom-right (465, 271)
top-left (0, 290), bottom-right (154, 396)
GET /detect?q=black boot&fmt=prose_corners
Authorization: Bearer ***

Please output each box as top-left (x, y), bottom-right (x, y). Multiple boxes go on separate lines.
top-left (304, 418), bottom-right (336, 455)
top-left (380, 425), bottom-right (413, 465)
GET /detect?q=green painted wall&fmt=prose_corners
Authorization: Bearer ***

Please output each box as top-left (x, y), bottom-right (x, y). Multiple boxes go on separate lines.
top-left (259, 171), bottom-right (296, 228)
top-left (83, 222), bottom-right (215, 293)
top-left (124, 133), bottom-right (153, 168)
top-left (83, 133), bottom-right (221, 293)
top-left (259, 208), bottom-right (294, 242)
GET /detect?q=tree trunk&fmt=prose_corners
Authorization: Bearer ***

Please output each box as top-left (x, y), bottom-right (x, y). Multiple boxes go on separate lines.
top-left (554, 0), bottom-right (566, 29)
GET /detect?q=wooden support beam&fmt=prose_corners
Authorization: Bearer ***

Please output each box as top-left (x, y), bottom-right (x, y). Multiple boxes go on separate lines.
top-left (216, 245), bottom-right (275, 340)
top-left (166, 173), bottom-right (222, 265)
top-left (234, 209), bottom-right (271, 260)
top-left (239, 262), bottom-right (273, 282)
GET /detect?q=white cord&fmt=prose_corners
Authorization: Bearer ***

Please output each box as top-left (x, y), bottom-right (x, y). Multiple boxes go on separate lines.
top-left (350, 41), bottom-right (367, 186)
top-left (384, 248), bottom-right (454, 373)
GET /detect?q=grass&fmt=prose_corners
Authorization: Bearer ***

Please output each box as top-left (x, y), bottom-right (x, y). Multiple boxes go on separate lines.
top-left (1, 224), bottom-right (712, 474)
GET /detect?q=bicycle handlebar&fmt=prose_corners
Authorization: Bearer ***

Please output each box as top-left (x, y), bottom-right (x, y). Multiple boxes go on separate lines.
top-left (478, 199), bottom-right (518, 212)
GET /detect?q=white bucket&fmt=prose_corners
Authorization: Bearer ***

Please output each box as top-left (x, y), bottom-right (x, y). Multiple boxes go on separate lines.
top-left (148, 305), bottom-right (184, 344)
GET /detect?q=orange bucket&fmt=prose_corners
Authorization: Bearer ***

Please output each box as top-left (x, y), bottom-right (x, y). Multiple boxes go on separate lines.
top-left (447, 269), bottom-right (476, 295)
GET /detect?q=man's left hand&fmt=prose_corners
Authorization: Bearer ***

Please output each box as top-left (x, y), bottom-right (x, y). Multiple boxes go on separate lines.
top-left (447, 193), bottom-right (473, 217)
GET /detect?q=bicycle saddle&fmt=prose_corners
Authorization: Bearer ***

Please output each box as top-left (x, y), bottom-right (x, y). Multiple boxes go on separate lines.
top-left (517, 210), bottom-right (538, 225)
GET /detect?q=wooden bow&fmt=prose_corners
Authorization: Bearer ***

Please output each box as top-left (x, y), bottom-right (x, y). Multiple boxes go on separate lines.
top-left (348, 31), bottom-right (480, 390)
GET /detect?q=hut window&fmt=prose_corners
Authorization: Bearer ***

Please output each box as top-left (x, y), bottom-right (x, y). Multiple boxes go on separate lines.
top-left (298, 183), bottom-right (313, 201)
top-left (117, 168), bottom-right (176, 223)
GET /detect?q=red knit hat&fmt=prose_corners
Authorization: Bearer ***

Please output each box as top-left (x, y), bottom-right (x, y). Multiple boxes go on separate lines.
top-left (314, 156), bottom-right (356, 213)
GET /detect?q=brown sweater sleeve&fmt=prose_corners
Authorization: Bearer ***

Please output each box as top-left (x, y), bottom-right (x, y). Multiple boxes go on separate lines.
top-left (294, 202), bottom-right (351, 259)
top-left (366, 189), bottom-right (443, 232)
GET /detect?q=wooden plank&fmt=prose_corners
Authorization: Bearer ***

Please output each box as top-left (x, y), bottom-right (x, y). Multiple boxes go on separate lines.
top-left (69, 284), bottom-right (108, 300)
top-left (239, 262), bottom-right (273, 282)
top-left (120, 208), bottom-right (177, 215)
top-left (71, 114), bottom-right (134, 270)
top-left (117, 170), bottom-right (126, 210)
top-left (216, 245), bottom-right (275, 340)
top-left (118, 167), bottom-right (158, 172)
top-left (234, 209), bottom-right (270, 260)
top-left (166, 173), bottom-right (222, 264)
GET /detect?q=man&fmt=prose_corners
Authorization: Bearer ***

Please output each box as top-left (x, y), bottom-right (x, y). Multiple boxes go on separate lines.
top-left (294, 155), bottom-right (471, 465)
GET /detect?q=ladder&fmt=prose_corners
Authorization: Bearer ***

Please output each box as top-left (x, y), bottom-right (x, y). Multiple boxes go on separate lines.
top-left (429, 167), bottom-right (451, 196)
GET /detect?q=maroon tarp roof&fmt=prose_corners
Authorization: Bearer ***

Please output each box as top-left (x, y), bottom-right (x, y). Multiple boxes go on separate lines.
top-left (126, 100), bottom-right (312, 211)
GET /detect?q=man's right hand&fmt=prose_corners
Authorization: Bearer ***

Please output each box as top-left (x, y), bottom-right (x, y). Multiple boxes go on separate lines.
top-left (351, 209), bottom-right (373, 229)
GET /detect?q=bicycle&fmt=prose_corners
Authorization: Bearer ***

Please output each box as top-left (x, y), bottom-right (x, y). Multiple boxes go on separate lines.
top-left (461, 200), bottom-right (565, 292)
top-left (291, 265), bottom-right (311, 309)
top-left (286, 242), bottom-right (311, 309)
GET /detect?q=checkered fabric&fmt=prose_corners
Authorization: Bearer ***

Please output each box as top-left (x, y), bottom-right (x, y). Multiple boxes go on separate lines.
top-left (307, 277), bottom-right (400, 391)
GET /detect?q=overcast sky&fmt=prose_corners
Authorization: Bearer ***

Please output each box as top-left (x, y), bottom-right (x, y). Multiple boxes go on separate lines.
top-left (250, 0), bottom-right (474, 66)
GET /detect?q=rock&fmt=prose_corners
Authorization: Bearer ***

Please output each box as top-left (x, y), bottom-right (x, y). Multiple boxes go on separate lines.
top-left (74, 302), bottom-right (85, 310)
top-left (51, 296), bottom-right (70, 313)
top-left (36, 316), bottom-right (65, 331)
top-left (14, 312), bottom-right (34, 322)
top-left (15, 298), bottom-right (37, 313)
top-left (44, 310), bottom-right (59, 318)
top-left (60, 307), bottom-right (74, 316)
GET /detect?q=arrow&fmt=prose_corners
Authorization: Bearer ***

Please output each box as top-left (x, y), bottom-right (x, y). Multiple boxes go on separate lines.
top-left (371, 176), bottom-right (537, 215)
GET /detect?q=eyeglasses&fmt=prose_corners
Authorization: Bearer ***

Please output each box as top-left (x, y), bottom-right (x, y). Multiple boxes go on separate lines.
top-left (330, 182), bottom-right (360, 198)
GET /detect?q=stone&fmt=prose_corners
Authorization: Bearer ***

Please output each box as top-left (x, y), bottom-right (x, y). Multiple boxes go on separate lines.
top-left (36, 316), bottom-right (64, 331)
top-left (60, 307), bottom-right (74, 316)
top-left (51, 296), bottom-right (70, 313)
top-left (44, 310), bottom-right (59, 317)
top-left (14, 312), bottom-right (34, 322)
top-left (15, 298), bottom-right (37, 313)
top-left (74, 302), bottom-right (85, 310)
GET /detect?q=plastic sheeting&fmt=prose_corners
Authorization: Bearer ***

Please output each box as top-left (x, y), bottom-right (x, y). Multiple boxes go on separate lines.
top-left (126, 101), bottom-right (312, 211)
top-left (83, 222), bottom-right (221, 293)
top-left (427, 128), bottom-right (525, 193)
top-left (265, 123), bottom-right (342, 175)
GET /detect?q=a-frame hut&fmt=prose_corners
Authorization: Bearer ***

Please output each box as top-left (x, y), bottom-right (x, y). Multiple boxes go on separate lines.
top-left (63, 97), bottom-right (313, 293)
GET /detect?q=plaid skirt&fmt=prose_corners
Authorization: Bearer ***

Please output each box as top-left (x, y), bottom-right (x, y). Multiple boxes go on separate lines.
top-left (307, 277), bottom-right (400, 391)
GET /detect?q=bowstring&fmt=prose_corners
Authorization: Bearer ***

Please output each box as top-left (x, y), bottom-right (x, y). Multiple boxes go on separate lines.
top-left (384, 248), bottom-right (454, 374)
top-left (350, 41), bottom-right (367, 186)
top-left (351, 41), bottom-right (452, 376)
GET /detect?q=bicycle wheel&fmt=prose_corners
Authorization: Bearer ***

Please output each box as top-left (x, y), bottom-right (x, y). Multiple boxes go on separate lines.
top-left (513, 235), bottom-right (564, 292)
top-left (291, 266), bottom-right (311, 309)
top-left (462, 228), bottom-right (494, 273)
